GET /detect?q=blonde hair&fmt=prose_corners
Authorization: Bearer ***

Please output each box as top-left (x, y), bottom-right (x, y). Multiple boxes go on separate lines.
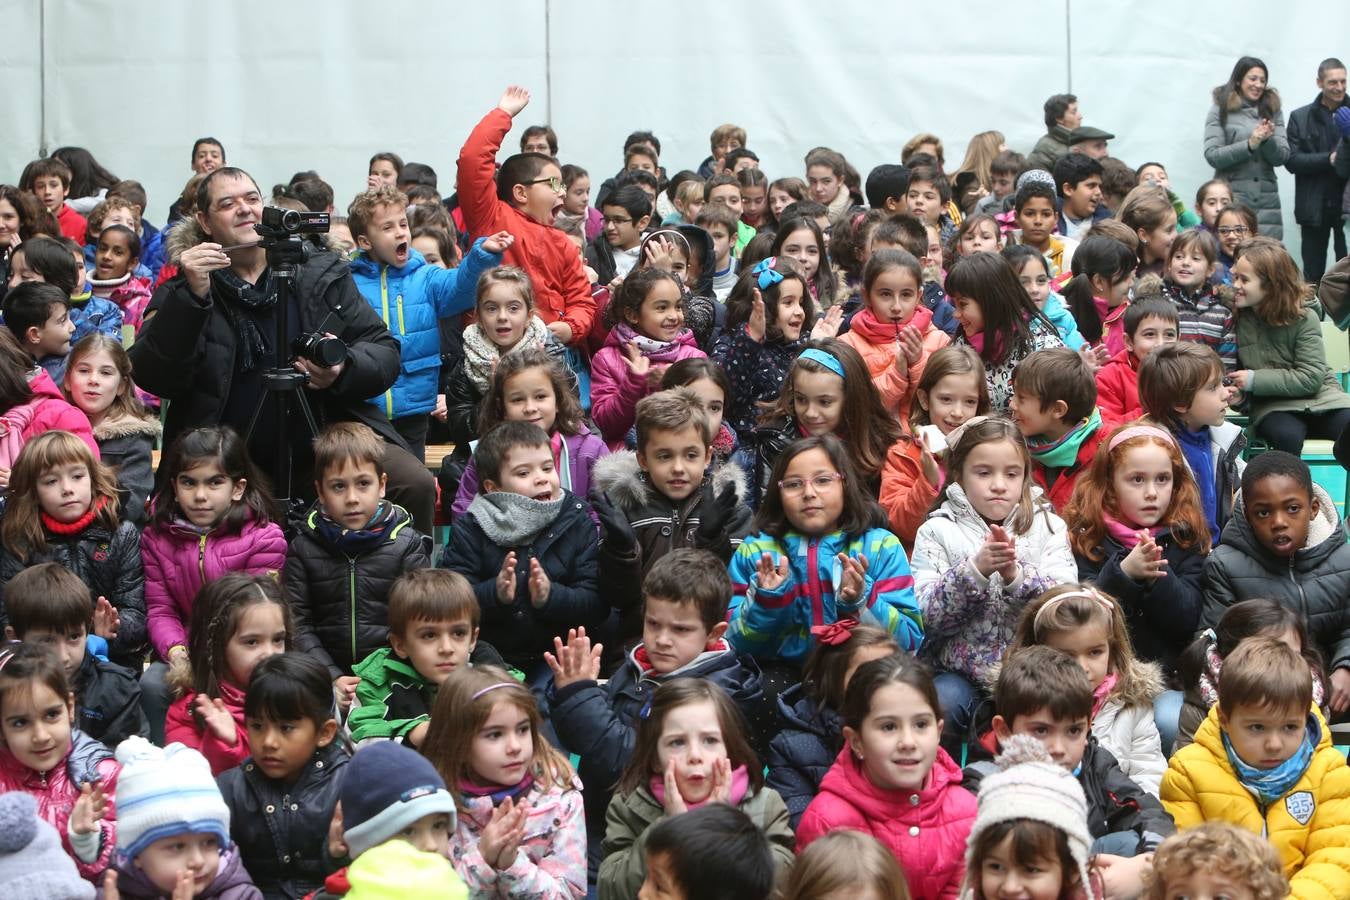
top-left (1146, 822), bottom-right (1287, 900)
top-left (346, 184), bottom-right (408, 241)
top-left (2, 431), bottom-right (120, 559)
top-left (781, 831), bottom-right (911, 900)
top-left (1117, 184), bottom-right (1175, 236)
top-left (475, 265), bottom-right (535, 311)
top-left (954, 130), bottom-right (1007, 192)
top-left (940, 417), bottom-right (1044, 536)
top-left (421, 666), bottom-right (573, 811)
top-left (1008, 585), bottom-right (1141, 702)
top-left (62, 333), bottom-right (150, 426)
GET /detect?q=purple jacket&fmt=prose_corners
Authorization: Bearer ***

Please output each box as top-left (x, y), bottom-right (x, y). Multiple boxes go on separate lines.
top-left (451, 426), bottom-right (609, 521)
top-left (142, 514), bottom-right (287, 660)
top-left (100, 844), bottom-right (261, 899)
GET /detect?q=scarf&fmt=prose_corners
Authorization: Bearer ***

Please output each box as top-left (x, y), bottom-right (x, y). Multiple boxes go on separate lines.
top-left (610, 322), bottom-right (692, 363)
top-left (1027, 408), bottom-right (1103, 469)
top-left (648, 764), bottom-right (750, 811)
top-left (1102, 510), bottom-right (1164, 550)
top-left (1176, 426), bottom-right (1218, 542)
top-left (1222, 714), bottom-right (1319, 807)
top-left (459, 772), bottom-right (535, 807)
top-left (1091, 672), bottom-right (1120, 719)
top-left (213, 267), bottom-right (278, 373)
top-left (460, 316), bottom-right (555, 393)
top-left (41, 494), bottom-right (108, 535)
top-left (312, 501), bottom-right (399, 554)
top-left (1198, 637), bottom-right (1325, 710)
top-left (465, 491), bottom-right (565, 546)
top-left (848, 305), bottom-right (935, 345)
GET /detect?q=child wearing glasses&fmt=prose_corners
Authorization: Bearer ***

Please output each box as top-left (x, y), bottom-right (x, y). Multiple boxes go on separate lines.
top-left (586, 186), bottom-right (653, 285)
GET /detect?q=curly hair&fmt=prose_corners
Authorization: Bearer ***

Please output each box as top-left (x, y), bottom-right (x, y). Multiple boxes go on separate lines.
top-left (1146, 822), bottom-right (1287, 900)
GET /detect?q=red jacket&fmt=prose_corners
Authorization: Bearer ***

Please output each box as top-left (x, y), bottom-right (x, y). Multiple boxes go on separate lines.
top-left (456, 108), bottom-right (595, 342)
top-left (57, 203), bottom-right (88, 243)
top-left (796, 746), bottom-right (976, 900)
top-left (164, 680), bottom-right (250, 776)
top-left (1033, 422), bottom-right (1110, 514)
top-left (1095, 349), bottom-right (1142, 423)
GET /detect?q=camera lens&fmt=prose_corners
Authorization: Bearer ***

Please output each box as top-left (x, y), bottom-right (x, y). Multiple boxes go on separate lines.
top-left (280, 209), bottom-right (301, 232)
top-left (310, 336), bottom-right (347, 367)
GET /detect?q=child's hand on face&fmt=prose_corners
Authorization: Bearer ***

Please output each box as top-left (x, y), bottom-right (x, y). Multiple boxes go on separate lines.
top-left (496, 85), bottom-right (531, 118)
top-left (708, 757), bottom-right (734, 805)
top-left (482, 231), bottom-right (515, 255)
top-left (545, 626), bottom-right (604, 691)
top-left (897, 324), bottom-right (924, 368)
top-left (527, 557), bottom-right (551, 608)
top-left (1330, 667), bottom-right (1350, 715)
top-left (496, 551), bottom-right (518, 605)
top-left (662, 758), bottom-right (688, 816)
top-left (754, 552), bottom-right (790, 593)
top-left (643, 235), bottom-right (680, 272)
top-left (621, 342), bottom-right (652, 382)
top-left (333, 675), bottom-right (360, 711)
top-left (93, 595), bottom-right (120, 640)
top-left (810, 305), bottom-right (845, 340)
top-left (71, 781), bottom-right (108, 834)
top-left (836, 553), bottom-right (869, 604)
top-left (194, 695), bottom-right (238, 746)
top-left (1120, 531), bottom-right (1167, 581)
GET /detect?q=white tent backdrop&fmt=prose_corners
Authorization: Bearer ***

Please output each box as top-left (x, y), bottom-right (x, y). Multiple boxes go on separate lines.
top-left (2, 0), bottom-right (1348, 261)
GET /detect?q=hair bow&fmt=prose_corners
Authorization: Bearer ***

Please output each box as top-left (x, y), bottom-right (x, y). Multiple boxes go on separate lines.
top-left (942, 415), bottom-right (990, 454)
top-left (810, 618), bottom-right (860, 647)
top-left (752, 257), bottom-right (785, 291)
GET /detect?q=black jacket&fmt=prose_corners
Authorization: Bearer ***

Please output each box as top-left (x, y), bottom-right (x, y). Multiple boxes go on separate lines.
top-left (73, 649), bottom-right (149, 749)
top-left (1286, 93), bottom-right (1350, 225)
top-left (964, 737), bottom-right (1174, 852)
top-left (441, 490), bottom-right (602, 668)
top-left (764, 682), bottom-right (844, 830)
top-left (284, 502), bottom-right (432, 678)
top-left (1075, 528), bottom-right (1205, 679)
top-left (216, 742), bottom-right (349, 900)
top-left (93, 413), bottom-right (161, 528)
top-left (129, 244), bottom-right (404, 466)
top-left (0, 521), bottom-right (146, 667)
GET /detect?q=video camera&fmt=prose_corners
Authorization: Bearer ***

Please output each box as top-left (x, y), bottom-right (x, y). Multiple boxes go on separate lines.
top-left (251, 207), bottom-right (346, 366)
top-left (257, 206), bottom-right (330, 238)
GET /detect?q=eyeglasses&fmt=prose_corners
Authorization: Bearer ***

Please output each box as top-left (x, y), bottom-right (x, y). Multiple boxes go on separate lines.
top-left (1216, 226), bottom-right (1249, 236)
top-left (529, 176), bottom-right (565, 193)
top-left (602, 215), bottom-right (632, 226)
top-left (778, 473), bottom-right (845, 495)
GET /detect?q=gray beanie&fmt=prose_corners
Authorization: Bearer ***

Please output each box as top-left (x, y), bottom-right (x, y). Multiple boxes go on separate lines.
top-left (0, 792), bottom-right (95, 900)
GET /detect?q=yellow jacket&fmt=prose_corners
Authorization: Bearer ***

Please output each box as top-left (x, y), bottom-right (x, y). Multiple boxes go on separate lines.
top-left (1161, 706), bottom-right (1350, 900)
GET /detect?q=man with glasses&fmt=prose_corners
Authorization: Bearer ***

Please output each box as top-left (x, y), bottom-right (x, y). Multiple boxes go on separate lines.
top-left (130, 166), bottom-right (438, 532)
top-left (1286, 57), bottom-right (1350, 284)
top-left (457, 85), bottom-right (594, 347)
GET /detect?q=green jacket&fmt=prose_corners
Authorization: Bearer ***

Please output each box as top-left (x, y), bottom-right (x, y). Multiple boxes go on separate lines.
top-left (1236, 306), bottom-right (1350, 425)
top-left (348, 647), bottom-right (433, 744)
top-left (597, 784), bottom-right (795, 900)
top-left (1027, 124), bottom-right (1073, 172)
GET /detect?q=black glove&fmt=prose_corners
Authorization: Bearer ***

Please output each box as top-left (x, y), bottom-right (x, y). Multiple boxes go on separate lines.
top-left (592, 494), bottom-right (637, 554)
top-left (695, 481), bottom-right (739, 547)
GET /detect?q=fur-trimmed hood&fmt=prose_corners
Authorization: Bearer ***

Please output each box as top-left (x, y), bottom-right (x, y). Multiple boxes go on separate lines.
top-left (92, 410), bottom-right (162, 442)
top-left (1212, 84), bottom-right (1281, 120)
top-left (590, 448), bottom-right (748, 513)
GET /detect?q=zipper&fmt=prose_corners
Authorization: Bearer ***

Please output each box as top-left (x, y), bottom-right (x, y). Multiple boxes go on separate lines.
top-left (806, 538), bottom-right (823, 626)
top-left (198, 534), bottom-right (208, 582)
top-left (348, 558), bottom-right (358, 662)
top-left (379, 267), bottom-right (394, 418)
top-left (1289, 557), bottom-right (1309, 620)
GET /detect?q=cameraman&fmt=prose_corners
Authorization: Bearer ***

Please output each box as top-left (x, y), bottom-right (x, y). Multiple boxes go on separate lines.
top-left (130, 167), bottom-right (436, 531)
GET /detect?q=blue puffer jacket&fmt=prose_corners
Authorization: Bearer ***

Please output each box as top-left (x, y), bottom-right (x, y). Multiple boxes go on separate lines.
top-left (349, 238), bottom-right (500, 419)
top-left (765, 682), bottom-right (843, 830)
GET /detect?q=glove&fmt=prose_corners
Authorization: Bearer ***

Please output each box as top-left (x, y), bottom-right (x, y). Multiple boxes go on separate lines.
top-left (1336, 107), bottom-right (1350, 140)
top-left (591, 494), bottom-right (637, 555)
top-left (694, 481), bottom-right (739, 548)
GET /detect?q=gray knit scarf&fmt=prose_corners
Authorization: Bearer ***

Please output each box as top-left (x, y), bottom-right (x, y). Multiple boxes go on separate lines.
top-left (466, 491), bottom-right (565, 546)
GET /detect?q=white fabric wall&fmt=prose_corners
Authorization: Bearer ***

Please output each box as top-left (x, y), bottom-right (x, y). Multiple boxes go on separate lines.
top-left (2, 0), bottom-right (1348, 259)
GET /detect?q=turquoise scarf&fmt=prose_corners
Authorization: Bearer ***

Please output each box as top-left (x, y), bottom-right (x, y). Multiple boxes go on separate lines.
top-left (1026, 408), bottom-right (1103, 469)
top-left (1222, 714), bottom-right (1319, 807)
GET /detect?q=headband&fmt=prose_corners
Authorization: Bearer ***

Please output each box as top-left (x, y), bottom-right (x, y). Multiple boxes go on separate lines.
top-left (471, 682), bottom-right (516, 701)
top-left (642, 229), bottom-right (692, 259)
top-left (810, 618), bottom-right (860, 647)
top-left (1107, 424), bottom-right (1176, 453)
top-left (799, 348), bottom-right (845, 380)
top-left (942, 415), bottom-right (990, 453)
top-left (1032, 589), bottom-right (1115, 634)
top-left (752, 257), bottom-right (785, 291)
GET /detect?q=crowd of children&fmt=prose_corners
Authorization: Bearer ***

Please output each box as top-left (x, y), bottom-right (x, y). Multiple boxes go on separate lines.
top-left (0, 71), bottom-right (1349, 900)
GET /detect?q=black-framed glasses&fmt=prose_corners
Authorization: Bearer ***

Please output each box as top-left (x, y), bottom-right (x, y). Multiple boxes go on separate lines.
top-left (1216, 226), bottom-right (1249, 237)
top-left (602, 215), bottom-right (633, 226)
top-left (529, 176), bottom-right (565, 193)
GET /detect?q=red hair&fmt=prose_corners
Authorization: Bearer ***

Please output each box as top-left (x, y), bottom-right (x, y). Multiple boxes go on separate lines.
top-left (1063, 424), bottom-right (1211, 560)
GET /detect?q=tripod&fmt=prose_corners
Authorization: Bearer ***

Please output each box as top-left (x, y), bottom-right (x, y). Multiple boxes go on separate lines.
top-left (243, 232), bottom-right (321, 516)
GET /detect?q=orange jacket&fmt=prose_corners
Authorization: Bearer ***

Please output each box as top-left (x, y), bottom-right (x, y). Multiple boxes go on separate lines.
top-left (839, 306), bottom-right (950, 423)
top-left (879, 436), bottom-right (941, 552)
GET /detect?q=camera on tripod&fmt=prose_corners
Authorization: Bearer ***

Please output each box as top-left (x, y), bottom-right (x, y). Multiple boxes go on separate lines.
top-left (259, 206), bottom-right (330, 237)
top-left (292, 331), bottom-right (347, 367)
top-left (251, 207), bottom-right (347, 367)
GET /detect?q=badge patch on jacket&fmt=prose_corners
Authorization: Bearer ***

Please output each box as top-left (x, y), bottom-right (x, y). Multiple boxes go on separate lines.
top-left (1285, 791), bottom-right (1314, 825)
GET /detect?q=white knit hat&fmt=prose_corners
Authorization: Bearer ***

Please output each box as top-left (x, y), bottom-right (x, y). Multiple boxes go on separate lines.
top-left (964, 735), bottom-right (1095, 897)
top-left (0, 792), bottom-right (94, 900)
top-left (114, 737), bottom-right (232, 861)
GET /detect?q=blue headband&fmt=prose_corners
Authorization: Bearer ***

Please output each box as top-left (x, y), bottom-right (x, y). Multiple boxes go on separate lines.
top-left (751, 257), bottom-right (785, 291)
top-left (799, 348), bottom-right (845, 379)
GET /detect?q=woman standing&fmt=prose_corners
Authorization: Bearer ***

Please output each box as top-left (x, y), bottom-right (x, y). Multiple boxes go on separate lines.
top-left (1203, 57), bottom-right (1290, 238)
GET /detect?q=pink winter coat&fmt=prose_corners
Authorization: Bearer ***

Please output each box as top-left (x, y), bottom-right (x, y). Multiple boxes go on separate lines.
top-left (796, 746), bottom-right (976, 900)
top-left (164, 680), bottom-right (249, 777)
top-left (142, 514), bottom-right (287, 660)
top-left (0, 730), bottom-right (120, 881)
top-left (589, 324), bottom-right (706, 449)
top-left (449, 778), bottom-right (587, 899)
top-left (18, 368), bottom-right (100, 457)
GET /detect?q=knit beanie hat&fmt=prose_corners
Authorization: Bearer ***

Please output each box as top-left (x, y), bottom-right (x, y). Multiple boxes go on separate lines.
top-left (345, 840), bottom-right (468, 900)
top-left (115, 737), bottom-right (232, 861)
top-left (964, 734), bottom-right (1094, 897)
top-left (1016, 168), bottom-right (1058, 193)
top-left (341, 741), bottom-right (457, 859)
top-left (0, 792), bottom-right (95, 900)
